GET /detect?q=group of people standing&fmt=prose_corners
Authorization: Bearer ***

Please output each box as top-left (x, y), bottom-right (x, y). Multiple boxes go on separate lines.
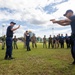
top-left (43, 34), bottom-right (71, 49)
top-left (1, 9), bottom-right (75, 65)
top-left (1, 35), bottom-right (18, 50)
top-left (2, 33), bottom-right (71, 51)
top-left (23, 31), bottom-right (37, 51)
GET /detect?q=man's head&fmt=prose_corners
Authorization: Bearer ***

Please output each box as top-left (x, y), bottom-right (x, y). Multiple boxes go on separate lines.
top-left (58, 34), bottom-right (60, 36)
top-left (64, 10), bottom-right (73, 18)
top-left (10, 22), bottom-right (16, 26)
top-left (44, 35), bottom-right (46, 38)
top-left (53, 35), bottom-right (55, 37)
top-left (61, 34), bottom-right (63, 36)
top-left (26, 31), bottom-right (28, 33)
top-left (27, 31), bottom-right (29, 34)
top-left (50, 35), bottom-right (51, 37)
top-left (66, 34), bottom-right (68, 36)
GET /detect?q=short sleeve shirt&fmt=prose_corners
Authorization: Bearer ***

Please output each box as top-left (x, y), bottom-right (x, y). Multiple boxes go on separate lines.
top-left (6, 26), bottom-right (13, 37)
top-left (69, 15), bottom-right (75, 34)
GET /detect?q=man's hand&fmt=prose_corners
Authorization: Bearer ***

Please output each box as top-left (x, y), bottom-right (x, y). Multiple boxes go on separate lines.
top-left (50, 19), bottom-right (55, 21)
top-left (17, 25), bottom-right (20, 29)
top-left (50, 19), bottom-right (56, 23)
top-left (11, 25), bottom-right (20, 31)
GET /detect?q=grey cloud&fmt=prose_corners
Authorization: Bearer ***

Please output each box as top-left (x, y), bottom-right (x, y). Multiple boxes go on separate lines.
top-left (27, 18), bottom-right (47, 25)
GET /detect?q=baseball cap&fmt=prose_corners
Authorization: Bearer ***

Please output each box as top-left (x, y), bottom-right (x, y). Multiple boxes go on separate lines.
top-left (10, 22), bottom-right (16, 25)
top-left (63, 10), bottom-right (73, 16)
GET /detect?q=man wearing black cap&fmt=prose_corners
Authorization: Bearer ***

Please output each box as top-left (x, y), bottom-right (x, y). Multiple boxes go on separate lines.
top-left (50, 9), bottom-right (75, 65)
top-left (5, 22), bottom-right (20, 60)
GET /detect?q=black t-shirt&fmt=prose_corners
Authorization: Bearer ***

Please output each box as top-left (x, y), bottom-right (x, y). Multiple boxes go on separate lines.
top-left (69, 15), bottom-right (75, 34)
top-left (6, 26), bottom-right (13, 37)
top-left (26, 34), bottom-right (30, 42)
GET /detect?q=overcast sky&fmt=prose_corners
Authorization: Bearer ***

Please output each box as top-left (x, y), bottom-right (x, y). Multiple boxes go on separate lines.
top-left (0, 0), bottom-right (74, 38)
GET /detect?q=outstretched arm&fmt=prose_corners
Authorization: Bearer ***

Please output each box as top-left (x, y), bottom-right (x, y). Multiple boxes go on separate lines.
top-left (55, 21), bottom-right (70, 26)
top-left (11, 25), bottom-right (20, 31)
top-left (50, 19), bottom-right (71, 26)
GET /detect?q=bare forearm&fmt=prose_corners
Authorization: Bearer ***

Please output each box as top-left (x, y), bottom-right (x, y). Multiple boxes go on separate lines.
top-left (50, 19), bottom-right (70, 26)
top-left (54, 20), bottom-right (70, 26)
top-left (57, 22), bottom-right (70, 26)
top-left (11, 25), bottom-right (20, 31)
top-left (11, 27), bottom-right (19, 31)
top-left (54, 20), bottom-right (66, 24)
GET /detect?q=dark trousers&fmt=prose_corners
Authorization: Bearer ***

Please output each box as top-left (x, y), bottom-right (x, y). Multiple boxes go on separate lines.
top-left (48, 42), bottom-right (52, 48)
top-left (5, 37), bottom-right (12, 58)
top-left (71, 37), bottom-right (75, 62)
top-left (26, 41), bottom-right (30, 51)
top-left (66, 40), bottom-right (70, 48)
top-left (66, 42), bottom-right (69, 48)
top-left (60, 42), bottom-right (64, 48)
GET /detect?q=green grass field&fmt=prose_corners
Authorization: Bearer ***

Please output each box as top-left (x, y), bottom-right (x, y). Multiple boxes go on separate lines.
top-left (0, 43), bottom-right (75, 75)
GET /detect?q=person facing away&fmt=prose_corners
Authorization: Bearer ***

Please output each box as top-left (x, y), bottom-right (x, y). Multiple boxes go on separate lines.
top-left (43, 35), bottom-right (47, 48)
top-left (26, 31), bottom-right (31, 51)
top-left (2, 35), bottom-right (6, 50)
top-left (50, 9), bottom-right (75, 64)
top-left (48, 35), bottom-right (53, 48)
top-left (13, 36), bottom-right (18, 49)
top-left (4, 22), bottom-right (20, 60)
top-left (31, 34), bottom-right (37, 48)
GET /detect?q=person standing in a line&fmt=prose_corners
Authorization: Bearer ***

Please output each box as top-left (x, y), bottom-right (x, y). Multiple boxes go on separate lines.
top-left (43, 35), bottom-right (47, 48)
top-left (58, 34), bottom-right (61, 48)
top-left (65, 34), bottom-right (69, 48)
top-left (4, 22), bottom-right (20, 60)
top-left (13, 36), bottom-right (18, 49)
top-left (56, 35), bottom-right (60, 48)
top-left (48, 35), bottom-right (53, 49)
top-left (60, 34), bottom-right (64, 48)
top-left (2, 35), bottom-right (6, 50)
top-left (53, 35), bottom-right (57, 48)
top-left (31, 34), bottom-right (37, 48)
